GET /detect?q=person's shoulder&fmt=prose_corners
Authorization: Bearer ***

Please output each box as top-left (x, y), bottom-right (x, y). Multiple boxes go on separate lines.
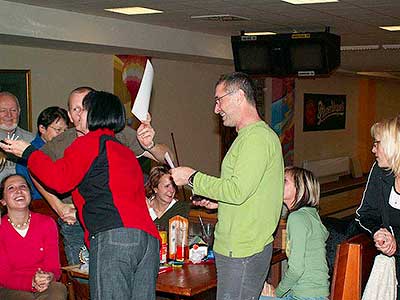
top-left (47, 128), bottom-right (76, 147)
top-left (31, 212), bottom-right (57, 225)
top-left (16, 126), bottom-right (34, 140)
top-left (116, 126), bottom-right (137, 139)
top-left (287, 209), bottom-right (310, 226)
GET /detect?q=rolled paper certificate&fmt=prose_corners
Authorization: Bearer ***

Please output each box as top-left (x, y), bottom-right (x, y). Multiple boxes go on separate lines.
top-left (165, 152), bottom-right (175, 169)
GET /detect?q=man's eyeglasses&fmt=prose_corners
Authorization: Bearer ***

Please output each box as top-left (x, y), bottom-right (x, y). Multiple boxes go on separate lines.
top-left (214, 90), bottom-right (236, 104)
top-left (71, 107), bottom-right (82, 114)
top-left (0, 108), bottom-right (19, 115)
top-left (49, 126), bottom-right (67, 134)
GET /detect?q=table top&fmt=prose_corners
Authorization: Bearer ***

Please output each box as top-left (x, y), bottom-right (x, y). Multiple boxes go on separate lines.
top-left (62, 249), bottom-right (285, 297)
top-left (63, 262), bottom-right (217, 297)
top-left (156, 263), bottom-right (217, 297)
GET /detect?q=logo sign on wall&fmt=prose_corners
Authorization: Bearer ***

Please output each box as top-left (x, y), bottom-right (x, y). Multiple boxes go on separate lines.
top-left (303, 93), bottom-right (346, 131)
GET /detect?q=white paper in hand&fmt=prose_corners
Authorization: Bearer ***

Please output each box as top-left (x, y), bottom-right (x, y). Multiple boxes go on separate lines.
top-left (164, 152), bottom-right (175, 169)
top-left (131, 59), bottom-right (154, 121)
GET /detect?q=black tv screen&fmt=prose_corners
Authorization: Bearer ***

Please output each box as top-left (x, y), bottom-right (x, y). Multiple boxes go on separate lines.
top-left (235, 42), bottom-right (272, 74)
top-left (289, 42), bottom-right (324, 71)
top-left (231, 32), bottom-right (340, 77)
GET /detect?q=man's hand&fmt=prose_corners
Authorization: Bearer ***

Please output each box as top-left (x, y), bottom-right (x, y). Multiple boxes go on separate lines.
top-left (192, 198), bottom-right (218, 210)
top-left (137, 113), bottom-right (155, 150)
top-left (171, 167), bottom-right (196, 186)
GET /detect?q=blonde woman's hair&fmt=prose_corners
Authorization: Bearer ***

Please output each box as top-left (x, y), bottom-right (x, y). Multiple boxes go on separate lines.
top-left (371, 116), bottom-right (400, 176)
top-left (285, 166), bottom-right (320, 211)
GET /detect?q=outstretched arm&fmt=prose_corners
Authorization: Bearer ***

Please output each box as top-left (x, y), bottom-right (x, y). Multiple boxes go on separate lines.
top-left (32, 177), bottom-right (76, 224)
top-left (136, 113), bottom-right (174, 163)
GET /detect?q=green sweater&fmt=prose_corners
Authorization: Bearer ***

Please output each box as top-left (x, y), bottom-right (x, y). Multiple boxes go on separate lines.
top-left (276, 207), bottom-right (330, 298)
top-left (193, 121), bottom-right (284, 258)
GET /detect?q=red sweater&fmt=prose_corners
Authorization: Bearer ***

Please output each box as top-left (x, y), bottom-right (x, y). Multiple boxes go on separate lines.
top-left (0, 212), bottom-right (61, 291)
top-left (26, 128), bottom-right (159, 246)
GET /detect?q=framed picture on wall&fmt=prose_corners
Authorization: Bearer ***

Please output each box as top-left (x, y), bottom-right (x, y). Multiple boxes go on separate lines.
top-left (303, 93), bottom-right (346, 131)
top-left (0, 70), bottom-right (32, 131)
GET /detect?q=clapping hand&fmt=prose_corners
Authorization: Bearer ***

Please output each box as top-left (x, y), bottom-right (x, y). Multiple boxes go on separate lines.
top-left (32, 268), bottom-right (54, 292)
top-left (374, 228), bottom-right (397, 256)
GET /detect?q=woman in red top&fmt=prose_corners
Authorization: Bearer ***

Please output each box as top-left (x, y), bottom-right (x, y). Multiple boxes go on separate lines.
top-left (1, 91), bottom-right (160, 300)
top-left (0, 174), bottom-right (67, 300)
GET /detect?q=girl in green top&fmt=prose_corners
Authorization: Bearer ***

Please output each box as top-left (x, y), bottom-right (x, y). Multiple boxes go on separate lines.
top-left (260, 167), bottom-right (330, 300)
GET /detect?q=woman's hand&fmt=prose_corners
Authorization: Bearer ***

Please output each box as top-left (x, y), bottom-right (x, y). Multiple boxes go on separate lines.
top-left (374, 228), bottom-right (397, 256)
top-left (0, 139), bottom-right (30, 158)
top-left (32, 269), bottom-right (54, 292)
top-left (261, 282), bottom-right (276, 297)
top-left (57, 203), bottom-right (77, 225)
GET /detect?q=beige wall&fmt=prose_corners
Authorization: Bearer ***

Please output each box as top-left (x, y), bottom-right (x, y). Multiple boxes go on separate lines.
top-left (376, 79), bottom-right (400, 120)
top-left (293, 75), bottom-right (360, 166)
top-left (2, 43), bottom-right (400, 176)
top-left (151, 59), bottom-right (233, 176)
top-left (0, 44), bottom-right (112, 131)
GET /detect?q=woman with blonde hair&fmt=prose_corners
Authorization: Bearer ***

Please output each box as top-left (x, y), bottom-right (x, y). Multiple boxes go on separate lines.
top-left (356, 115), bottom-right (400, 298)
top-left (261, 166), bottom-right (329, 300)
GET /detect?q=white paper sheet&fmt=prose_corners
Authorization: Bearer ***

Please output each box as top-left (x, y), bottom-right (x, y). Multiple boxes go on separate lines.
top-left (164, 152), bottom-right (175, 169)
top-left (131, 59), bottom-right (154, 121)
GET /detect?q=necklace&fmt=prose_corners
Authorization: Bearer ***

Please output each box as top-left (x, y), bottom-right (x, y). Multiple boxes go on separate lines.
top-left (8, 213), bottom-right (31, 229)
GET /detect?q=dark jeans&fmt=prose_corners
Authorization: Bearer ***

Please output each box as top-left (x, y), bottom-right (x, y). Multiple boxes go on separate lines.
top-left (58, 219), bottom-right (85, 265)
top-left (0, 282), bottom-right (67, 300)
top-left (89, 227), bottom-right (160, 300)
top-left (215, 242), bottom-right (273, 300)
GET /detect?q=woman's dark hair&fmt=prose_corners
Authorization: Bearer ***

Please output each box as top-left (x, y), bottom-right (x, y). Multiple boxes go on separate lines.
top-left (0, 174), bottom-right (32, 198)
top-left (37, 106), bottom-right (69, 132)
top-left (145, 165), bottom-right (177, 198)
top-left (82, 91), bottom-right (126, 133)
top-left (0, 174), bottom-right (32, 215)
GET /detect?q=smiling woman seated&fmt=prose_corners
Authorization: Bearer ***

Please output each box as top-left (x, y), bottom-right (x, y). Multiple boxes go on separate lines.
top-left (0, 174), bottom-right (67, 300)
top-left (145, 165), bottom-right (191, 232)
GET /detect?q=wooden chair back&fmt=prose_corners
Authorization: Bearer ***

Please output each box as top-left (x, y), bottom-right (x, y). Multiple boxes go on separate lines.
top-left (330, 233), bottom-right (377, 300)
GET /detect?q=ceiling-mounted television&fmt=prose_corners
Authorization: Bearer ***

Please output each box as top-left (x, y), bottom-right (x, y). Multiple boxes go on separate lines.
top-left (231, 32), bottom-right (341, 77)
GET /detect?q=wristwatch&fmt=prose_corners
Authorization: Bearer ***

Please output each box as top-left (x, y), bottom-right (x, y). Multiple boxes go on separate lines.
top-left (188, 171), bottom-right (198, 188)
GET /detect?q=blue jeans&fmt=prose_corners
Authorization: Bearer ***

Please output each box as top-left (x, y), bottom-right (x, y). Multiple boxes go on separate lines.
top-left (215, 242), bottom-right (273, 300)
top-left (260, 296), bottom-right (328, 300)
top-left (58, 219), bottom-right (85, 265)
top-left (89, 227), bottom-right (160, 300)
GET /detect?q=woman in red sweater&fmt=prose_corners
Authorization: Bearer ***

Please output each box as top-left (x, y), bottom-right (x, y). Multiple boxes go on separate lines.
top-left (0, 174), bottom-right (67, 300)
top-left (0, 91), bottom-right (160, 300)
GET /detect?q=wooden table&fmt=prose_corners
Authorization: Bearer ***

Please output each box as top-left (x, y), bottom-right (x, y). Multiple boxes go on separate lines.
top-left (63, 249), bottom-right (286, 300)
top-left (157, 263), bottom-right (216, 299)
top-left (63, 263), bottom-right (217, 300)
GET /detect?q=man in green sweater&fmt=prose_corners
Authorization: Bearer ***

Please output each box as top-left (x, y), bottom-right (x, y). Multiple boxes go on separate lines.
top-left (171, 72), bottom-right (284, 300)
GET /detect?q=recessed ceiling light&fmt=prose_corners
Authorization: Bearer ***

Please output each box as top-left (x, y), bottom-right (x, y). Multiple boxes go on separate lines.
top-left (282, 0), bottom-right (338, 4)
top-left (104, 7), bottom-right (163, 15)
top-left (244, 32), bottom-right (276, 36)
top-left (380, 26), bottom-right (400, 31)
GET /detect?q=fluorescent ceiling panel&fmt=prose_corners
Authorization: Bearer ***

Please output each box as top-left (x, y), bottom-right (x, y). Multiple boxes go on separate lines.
top-left (282, 0), bottom-right (338, 4)
top-left (104, 7), bottom-right (163, 15)
top-left (380, 26), bottom-right (400, 31)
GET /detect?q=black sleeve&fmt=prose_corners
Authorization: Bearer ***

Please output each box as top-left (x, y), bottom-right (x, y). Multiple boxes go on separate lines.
top-left (355, 163), bottom-right (384, 236)
top-left (21, 144), bottom-right (37, 160)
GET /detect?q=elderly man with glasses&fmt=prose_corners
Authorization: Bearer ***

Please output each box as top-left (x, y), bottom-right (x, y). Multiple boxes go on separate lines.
top-left (0, 91), bottom-right (34, 182)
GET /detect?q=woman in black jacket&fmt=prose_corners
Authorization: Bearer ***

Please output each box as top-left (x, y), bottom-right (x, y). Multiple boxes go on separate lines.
top-left (356, 115), bottom-right (400, 298)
